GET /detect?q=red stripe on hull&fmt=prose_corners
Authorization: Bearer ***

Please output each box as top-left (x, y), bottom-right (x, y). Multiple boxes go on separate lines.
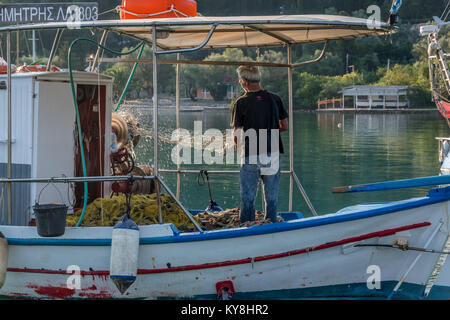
top-left (7, 222), bottom-right (430, 276)
top-left (436, 100), bottom-right (450, 119)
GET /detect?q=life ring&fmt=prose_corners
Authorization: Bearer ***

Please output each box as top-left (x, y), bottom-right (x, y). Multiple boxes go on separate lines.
top-left (0, 64), bottom-right (16, 74)
top-left (111, 112), bottom-right (129, 149)
top-left (119, 0), bottom-right (198, 20)
top-left (16, 65), bottom-right (61, 73)
top-left (0, 231), bottom-right (8, 289)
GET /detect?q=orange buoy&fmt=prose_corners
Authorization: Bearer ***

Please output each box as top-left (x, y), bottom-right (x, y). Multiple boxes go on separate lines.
top-left (119, 0), bottom-right (198, 20)
top-left (16, 65), bottom-right (61, 73)
top-left (0, 64), bottom-right (16, 74)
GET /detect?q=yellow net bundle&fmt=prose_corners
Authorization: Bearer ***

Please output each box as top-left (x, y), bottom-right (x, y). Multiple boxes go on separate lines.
top-left (66, 194), bottom-right (196, 231)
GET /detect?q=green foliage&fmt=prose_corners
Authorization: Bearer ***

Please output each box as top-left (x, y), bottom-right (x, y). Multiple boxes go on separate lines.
top-left (103, 45), bottom-right (176, 100)
top-left (201, 48), bottom-right (252, 101)
top-left (319, 72), bottom-right (365, 98)
top-left (376, 62), bottom-right (433, 107)
top-left (294, 73), bottom-right (325, 108)
top-left (257, 50), bottom-right (288, 102)
top-left (0, 0), bottom-right (445, 108)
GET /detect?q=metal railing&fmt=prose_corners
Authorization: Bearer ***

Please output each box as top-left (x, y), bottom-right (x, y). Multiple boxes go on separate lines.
top-left (0, 175), bottom-right (204, 232)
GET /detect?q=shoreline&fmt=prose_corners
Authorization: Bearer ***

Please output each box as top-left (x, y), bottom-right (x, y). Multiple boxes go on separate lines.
top-left (120, 100), bottom-right (438, 114)
top-left (314, 108), bottom-right (438, 114)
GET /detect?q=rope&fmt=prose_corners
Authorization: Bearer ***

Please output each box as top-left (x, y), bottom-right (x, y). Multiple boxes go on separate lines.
top-left (444, 5), bottom-right (450, 23)
top-left (117, 5), bottom-right (190, 18)
top-left (125, 178), bottom-right (133, 218)
top-left (98, 7), bottom-right (119, 17)
top-left (0, 182), bottom-right (5, 224)
top-left (197, 170), bottom-right (216, 207)
top-left (96, 53), bottom-right (105, 224)
top-left (441, 0), bottom-right (450, 21)
top-left (433, 89), bottom-right (450, 104)
top-left (355, 244), bottom-right (449, 255)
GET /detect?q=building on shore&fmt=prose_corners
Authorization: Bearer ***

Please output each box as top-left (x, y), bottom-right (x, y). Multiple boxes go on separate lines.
top-left (318, 85), bottom-right (410, 110)
top-left (196, 83), bottom-right (240, 100)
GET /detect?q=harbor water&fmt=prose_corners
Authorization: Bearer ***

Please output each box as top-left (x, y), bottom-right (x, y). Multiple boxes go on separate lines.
top-left (126, 107), bottom-right (449, 217)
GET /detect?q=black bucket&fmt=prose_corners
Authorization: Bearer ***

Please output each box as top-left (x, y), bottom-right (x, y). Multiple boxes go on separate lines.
top-left (33, 204), bottom-right (68, 237)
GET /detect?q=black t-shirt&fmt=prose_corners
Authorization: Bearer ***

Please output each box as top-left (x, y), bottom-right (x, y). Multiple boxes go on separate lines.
top-left (230, 90), bottom-right (288, 157)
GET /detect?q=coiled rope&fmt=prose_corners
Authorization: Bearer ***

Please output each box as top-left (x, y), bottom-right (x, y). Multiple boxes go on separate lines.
top-left (116, 4), bottom-right (190, 19)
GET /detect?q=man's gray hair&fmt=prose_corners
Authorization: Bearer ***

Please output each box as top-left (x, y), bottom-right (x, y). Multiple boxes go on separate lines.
top-left (237, 65), bottom-right (261, 83)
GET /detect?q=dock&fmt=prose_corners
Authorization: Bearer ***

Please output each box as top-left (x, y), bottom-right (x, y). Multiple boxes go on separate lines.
top-left (315, 108), bottom-right (438, 114)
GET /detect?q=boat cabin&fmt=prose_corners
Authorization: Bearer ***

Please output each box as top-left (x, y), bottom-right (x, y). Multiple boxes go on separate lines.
top-left (0, 71), bottom-right (113, 225)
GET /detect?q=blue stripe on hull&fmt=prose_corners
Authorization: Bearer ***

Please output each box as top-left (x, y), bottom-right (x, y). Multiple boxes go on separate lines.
top-left (159, 282), bottom-right (427, 300)
top-left (5, 186), bottom-right (450, 247)
top-left (426, 285), bottom-right (450, 300)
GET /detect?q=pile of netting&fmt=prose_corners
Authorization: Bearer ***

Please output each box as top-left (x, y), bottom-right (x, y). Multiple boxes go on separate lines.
top-left (66, 194), bottom-right (283, 231)
top-left (194, 209), bottom-right (284, 231)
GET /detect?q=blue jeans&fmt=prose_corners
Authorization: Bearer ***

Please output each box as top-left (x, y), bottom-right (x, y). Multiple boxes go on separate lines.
top-left (239, 156), bottom-right (281, 223)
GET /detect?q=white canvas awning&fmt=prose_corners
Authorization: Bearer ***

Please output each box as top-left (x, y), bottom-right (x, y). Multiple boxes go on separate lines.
top-left (0, 15), bottom-right (394, 50)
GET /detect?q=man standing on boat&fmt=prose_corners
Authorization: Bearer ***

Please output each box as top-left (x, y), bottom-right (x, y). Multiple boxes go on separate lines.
top-left (231, 66), bottom-right (288, 224)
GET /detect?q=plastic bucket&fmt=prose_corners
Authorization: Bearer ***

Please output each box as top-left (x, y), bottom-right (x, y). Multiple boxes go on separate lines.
top-left (33, 204), bottom-right (68, 237)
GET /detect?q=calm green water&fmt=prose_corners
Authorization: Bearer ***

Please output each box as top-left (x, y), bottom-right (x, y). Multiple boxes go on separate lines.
top-left (127, 107), bottom-right (449, 217)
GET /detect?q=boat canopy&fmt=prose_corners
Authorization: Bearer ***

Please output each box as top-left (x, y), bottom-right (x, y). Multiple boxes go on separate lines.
top-left (0, 15), bottom-right (394, 50)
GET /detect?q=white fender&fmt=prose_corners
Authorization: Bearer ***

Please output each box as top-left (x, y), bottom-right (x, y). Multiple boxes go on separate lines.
top-left (0, 231), bottom-right (8, 289)
top-left (109, 224), bottom-right (139, 294)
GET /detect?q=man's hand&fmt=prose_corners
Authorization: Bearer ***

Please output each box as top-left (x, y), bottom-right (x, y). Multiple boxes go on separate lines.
top-left (279, 119), bottom-right (288, 132)
top-left (233, 126), bottom-right (243, 150)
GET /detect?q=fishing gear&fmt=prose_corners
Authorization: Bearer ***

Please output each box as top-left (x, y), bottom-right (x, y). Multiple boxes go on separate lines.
top-left (354, 243), bottom-right (449, 255)
top-left (197, 170), bottom-right (223, 212)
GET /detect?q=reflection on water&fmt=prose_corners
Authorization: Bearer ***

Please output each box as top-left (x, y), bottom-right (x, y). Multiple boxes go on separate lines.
top-left (125, 106), bottom-right (449, 217)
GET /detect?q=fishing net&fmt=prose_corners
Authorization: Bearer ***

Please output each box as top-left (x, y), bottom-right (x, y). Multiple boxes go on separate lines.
top-left (66, 194), bottom-right (283, 232)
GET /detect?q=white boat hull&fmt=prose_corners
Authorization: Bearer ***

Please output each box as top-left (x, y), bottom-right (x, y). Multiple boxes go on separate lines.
top-left (1, 190), bottom-right (449, 299)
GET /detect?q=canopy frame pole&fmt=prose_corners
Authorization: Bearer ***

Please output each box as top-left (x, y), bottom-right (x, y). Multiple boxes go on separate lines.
top-left (293, 172), bottom-right (318, 216)
top-left (7, 31), bottom-right (12, 225)
top-left (46, 29), bottom-right (63, 71)
top-left (152, 25), bottom-right (163, 225)
top-left (176, 52), bottom-right (181, 199)
top-left (96, 42), bottom-right (328, 68)
top-left (158, 176), bottom-right (203, 233)
top-left (91, 30), bottom-right (109, 72)
top-left (244, 25), bottom-right (292, 44)
top-left (150, 24), bottom-right (217, 225)
top-left (96, 57), bottom-right (291, 68)
top-left (155, 25), bottom-right (217, 55)
top-left (16, 30), bottom-right (19, 65)
top-left (287, 44), bottom-right (318, 216)
top-left (291, 41), bottom-right (328, 68)
top-left (287, 45), bottom-right (294, 212)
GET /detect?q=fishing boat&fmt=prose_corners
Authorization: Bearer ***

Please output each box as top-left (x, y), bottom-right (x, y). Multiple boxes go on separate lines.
top-left (422, 16), bottom-right (450, 126)
top-left (418, 9), bottom-right (450, 299)
top-left (0, 2), bottom-right (449, 300)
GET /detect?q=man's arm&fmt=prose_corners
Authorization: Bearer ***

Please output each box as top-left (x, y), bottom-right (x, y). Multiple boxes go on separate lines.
top-left (279, 119), bottom-right (288, 132)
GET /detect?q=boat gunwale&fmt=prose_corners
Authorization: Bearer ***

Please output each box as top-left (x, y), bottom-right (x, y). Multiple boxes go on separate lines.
top-left (2, 187), bottom-right (449, 246)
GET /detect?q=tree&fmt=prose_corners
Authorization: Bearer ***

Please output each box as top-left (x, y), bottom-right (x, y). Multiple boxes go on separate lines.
top-left (319, 72), bottom-right (364, 99)
top-left (183, 48), bottom-right (252, 101)
top-left (257, 49), bottom-right (288, 102)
